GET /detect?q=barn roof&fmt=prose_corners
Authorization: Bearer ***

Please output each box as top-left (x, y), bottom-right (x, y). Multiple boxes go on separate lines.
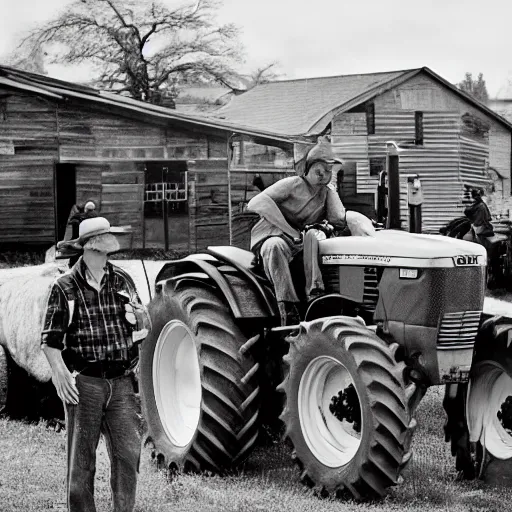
top-left (213, 67), bottom-right (512, 136)
top-left (0, 65), bottom-right (304, 144)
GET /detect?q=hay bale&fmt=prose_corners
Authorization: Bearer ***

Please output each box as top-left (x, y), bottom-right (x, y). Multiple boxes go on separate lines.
top-left (0, 259), bottom-right (167, 384)
top-left (0, 263), bottom-right (61, 382)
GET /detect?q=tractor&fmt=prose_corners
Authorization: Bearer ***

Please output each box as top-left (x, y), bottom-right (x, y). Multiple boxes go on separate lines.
top-left (440, 215), bottom-right (512, 289)
top-left (139, 165), bottom-right (512, 499)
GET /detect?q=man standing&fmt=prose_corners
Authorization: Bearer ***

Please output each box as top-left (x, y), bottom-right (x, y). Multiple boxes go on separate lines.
top-left (41, 217), bottom-right (150, 512)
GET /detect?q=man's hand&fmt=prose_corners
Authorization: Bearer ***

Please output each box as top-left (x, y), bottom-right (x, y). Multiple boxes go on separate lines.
top-left (51, 367), bottom-right (79, 405)
top-left (125, 302), bottom-right (152, 331)
top-left (42, 345), bottom-right (79, 405)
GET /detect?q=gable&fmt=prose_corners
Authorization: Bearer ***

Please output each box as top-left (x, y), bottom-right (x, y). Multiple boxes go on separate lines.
top-left (213, 70), bottom-right (413, 136)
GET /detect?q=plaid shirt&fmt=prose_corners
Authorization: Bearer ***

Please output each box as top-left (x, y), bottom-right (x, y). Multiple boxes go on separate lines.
top-left (41, 258), bottom-right (146, 362)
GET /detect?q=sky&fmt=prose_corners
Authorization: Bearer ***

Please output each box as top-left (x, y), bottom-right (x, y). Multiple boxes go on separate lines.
top-left (1, 0), bottom-right (511, 97)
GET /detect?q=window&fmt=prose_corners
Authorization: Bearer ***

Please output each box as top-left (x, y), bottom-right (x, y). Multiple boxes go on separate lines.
top-left (366, 103), bottom-right (375, 135)
top-left (369, 157), bottom-right (386, 177)
top-left (415, 111), bottom-right (424, 145)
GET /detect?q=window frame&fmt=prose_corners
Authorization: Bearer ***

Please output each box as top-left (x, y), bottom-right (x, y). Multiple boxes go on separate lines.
top-left (415, 111), bottom-right (424, 145)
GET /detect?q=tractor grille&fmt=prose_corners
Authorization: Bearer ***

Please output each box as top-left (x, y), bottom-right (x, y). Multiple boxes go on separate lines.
top-left (362, 267), bottom-right (379, 309)
top-left (437, 311), bottom-right (482, 350)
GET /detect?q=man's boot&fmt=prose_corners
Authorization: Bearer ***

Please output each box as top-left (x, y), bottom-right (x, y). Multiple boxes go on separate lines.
top-left (277, 301), bottom-right (301, 326)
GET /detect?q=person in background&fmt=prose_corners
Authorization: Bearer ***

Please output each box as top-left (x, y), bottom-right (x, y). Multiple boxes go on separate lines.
top-left (67, 201), bottom-right (99, 267)
top-left (42, 217), bottom-right (151, 512)
top-left (69, 201), bottom-right (98, 239)
top-left (463, 188), bottom-right (494, 247)
top-left (247, 142), bottom-right (346, 326)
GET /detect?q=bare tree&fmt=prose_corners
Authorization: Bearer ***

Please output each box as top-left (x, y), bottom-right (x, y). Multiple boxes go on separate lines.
top-left (244, 63), bottom-right (280, 89)
top-left (16, 0), bottom-right (252, 104)
top-left (11, 47), bottom-right (48, 75)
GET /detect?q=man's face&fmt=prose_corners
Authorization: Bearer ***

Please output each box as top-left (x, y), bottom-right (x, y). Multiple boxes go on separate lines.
top-left (83, 233), bottom-right (120, 254)
top-left (307, 161), bottom-right (334, 186)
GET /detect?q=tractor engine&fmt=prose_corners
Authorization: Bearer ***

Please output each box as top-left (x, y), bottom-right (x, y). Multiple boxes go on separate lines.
top-left (319, 229), bottom-right (487, 385)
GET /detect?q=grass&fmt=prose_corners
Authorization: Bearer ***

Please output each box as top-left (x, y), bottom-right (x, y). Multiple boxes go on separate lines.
top-left (1, 388), bottom-right (511, 512)
top-left (1, 250), bottom-right (511, 510)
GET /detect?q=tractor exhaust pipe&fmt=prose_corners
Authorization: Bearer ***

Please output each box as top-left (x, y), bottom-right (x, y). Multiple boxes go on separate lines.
top-left (386, 142), bottom-right (401, 230)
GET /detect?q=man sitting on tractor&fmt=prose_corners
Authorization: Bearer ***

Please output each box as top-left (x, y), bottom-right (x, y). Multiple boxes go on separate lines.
top-left (247, 141), bottom-right (346, 326)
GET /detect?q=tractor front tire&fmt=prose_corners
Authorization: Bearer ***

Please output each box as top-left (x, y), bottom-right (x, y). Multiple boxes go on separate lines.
top-left (466, 360), bottom-right (512, 480)
top-left (279, 317), bottom-right (416, 500)
top-left (140, 281), bottom-right (261, 473)
top-left (460, 320), bottom-right (512, 482)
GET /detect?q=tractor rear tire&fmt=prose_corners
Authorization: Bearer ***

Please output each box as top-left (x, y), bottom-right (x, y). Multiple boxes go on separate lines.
top-left (279, 317), bottom-right (416, 500)
top-left (140, 281), bottom-right (261, 473)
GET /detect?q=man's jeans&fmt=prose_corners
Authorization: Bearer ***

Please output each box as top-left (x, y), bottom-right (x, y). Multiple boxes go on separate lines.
top-left (259, 230), bottom-right (324, 303)
top-left (65, 374), bottom-right (141, 512)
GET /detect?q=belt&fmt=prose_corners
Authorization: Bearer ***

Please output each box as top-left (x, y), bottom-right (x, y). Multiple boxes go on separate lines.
top-left (78, 361), bottom-right (131, 379)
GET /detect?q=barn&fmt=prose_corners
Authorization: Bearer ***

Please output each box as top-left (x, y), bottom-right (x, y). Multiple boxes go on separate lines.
top-left (0, 65), bottom-right (302, 251)
top-left (215, 66), bottom-right (512, 233)
top-left (3, 65), bottom-right (512, 251)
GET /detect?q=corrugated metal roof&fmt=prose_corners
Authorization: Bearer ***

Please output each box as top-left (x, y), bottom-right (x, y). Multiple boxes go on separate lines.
top-left (214, 70), bottom-right (412, 136)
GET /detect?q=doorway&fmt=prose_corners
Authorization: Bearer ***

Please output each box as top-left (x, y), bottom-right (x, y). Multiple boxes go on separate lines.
top-left (144, 161), bottom-right (189, 250)
top-left (54, 163), bottom-right (76, 243)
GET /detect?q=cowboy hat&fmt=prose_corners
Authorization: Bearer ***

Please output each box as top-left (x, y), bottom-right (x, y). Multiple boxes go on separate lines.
top-left (306, 142), bottom-right (344, 167)
top-left (62, 216), bottom-right (112, 248)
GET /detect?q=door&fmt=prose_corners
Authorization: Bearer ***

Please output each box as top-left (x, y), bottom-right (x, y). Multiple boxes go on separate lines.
top-left (144, 161), bottom-right (188, 250)
top-left (54, 163), bottom-right (76, 243)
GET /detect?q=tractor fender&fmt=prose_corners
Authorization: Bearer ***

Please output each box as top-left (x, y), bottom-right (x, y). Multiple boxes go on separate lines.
top-left (304, 293), bottom-right (360, 322)
top-left (155, 254), bottom-right (278, 321)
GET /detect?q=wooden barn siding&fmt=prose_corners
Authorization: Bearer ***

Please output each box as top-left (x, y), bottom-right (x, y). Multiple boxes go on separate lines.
top-left (329, 132), bottom-right (376, 217)
top-left (0, 88), bottom-right (58, 243)
top-left (101, 163), bottom-right (145, 248)
top-left (57, 103), bottom-right (231, 249)
top-left (0, 89), bottom-right (233, 247)
top-left (74, 162), bottom-right (145, 248)
top-left (0, 157), bottom-right (55, 242)
top-left (376, 73), bottom-right (512, 218)
top-left (58, 102), bottom-right (209, 162)
top-left (487, 124), bottom-right (512, 215)
top-left (398, 112), bottom-right (462, 233)
top-left (188, 159), bottom-right (230, 252)
top-left (331, 112), bottom-right (411, 227)
top-left (331, 110), bottom-right (484, 232)
top-left (459, 136), bottom-right (489, 183)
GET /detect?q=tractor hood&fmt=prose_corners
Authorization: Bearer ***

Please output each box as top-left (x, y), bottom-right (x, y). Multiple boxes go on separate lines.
top-left (320, 230), bottom-right (487, 268)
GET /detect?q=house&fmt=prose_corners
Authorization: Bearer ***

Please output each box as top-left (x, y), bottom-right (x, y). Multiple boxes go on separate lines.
top-left (0, 65), bottom-right (301, 251)
top-left (214, 67), bottom-right (512, 233)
